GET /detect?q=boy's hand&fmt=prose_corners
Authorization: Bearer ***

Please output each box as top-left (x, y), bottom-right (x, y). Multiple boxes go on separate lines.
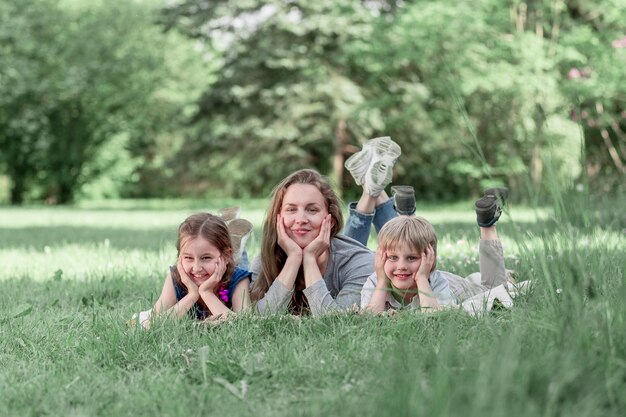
top-left (415, 244), bottom-right (435, 286)
top-left (374, 247), bottom-right (389, 287)
top-left (199, 257), bottom-right (226, 294)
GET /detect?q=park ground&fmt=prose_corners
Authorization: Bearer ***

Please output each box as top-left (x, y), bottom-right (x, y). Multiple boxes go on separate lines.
top-left (0, 196), bottom-right (624, 417)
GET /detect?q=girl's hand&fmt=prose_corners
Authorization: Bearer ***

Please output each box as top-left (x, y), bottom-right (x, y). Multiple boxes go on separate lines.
top-left (303, 214), bottom-right (332, 259)
top-left (199, 257), bottom-right (226, 294)
top-left (178, 257), bottom-right (199, 295)
top-left (374, 247), bottom-right (389, 285)
top-left (277, 214), bottom-right (303, 258)
top-left (415, 244), bottom-right (435, 286)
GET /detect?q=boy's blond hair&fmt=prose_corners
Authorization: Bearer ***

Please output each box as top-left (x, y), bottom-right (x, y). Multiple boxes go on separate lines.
top-left (377, 216), bottom-right (438, 272)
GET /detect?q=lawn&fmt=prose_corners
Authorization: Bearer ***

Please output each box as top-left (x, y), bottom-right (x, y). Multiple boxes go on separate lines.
top-left (0, 197), bottom-right (624, 417)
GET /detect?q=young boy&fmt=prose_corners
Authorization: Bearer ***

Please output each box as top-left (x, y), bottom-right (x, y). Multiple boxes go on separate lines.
top-left (359, 188), bottom-right (511, 313)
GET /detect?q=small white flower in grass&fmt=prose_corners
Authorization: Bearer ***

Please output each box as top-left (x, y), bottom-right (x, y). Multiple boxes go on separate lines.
top-left (186, 348), bottom-right (193, 354)
top-left (575, 183), bottom-right (584, 192)
top-left (556, 288), bottom-right (563, 294)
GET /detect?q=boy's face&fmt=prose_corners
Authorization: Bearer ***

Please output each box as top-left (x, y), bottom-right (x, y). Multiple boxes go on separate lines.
top-left (384, 243), bottom-right (423, 291)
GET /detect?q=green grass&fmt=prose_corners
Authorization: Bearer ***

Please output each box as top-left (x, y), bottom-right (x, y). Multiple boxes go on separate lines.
top-left (0, 198), bottom-right (624, 417)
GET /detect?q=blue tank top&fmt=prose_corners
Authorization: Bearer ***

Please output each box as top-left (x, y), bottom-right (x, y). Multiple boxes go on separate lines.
top-left (170, 266), bottom-right (252, 320)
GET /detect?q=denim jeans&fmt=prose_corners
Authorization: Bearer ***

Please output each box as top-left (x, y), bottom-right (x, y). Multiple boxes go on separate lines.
top-left (239, 249), bottom-right (249, 270)
top-left (343, 198), bottom-right (398, 246)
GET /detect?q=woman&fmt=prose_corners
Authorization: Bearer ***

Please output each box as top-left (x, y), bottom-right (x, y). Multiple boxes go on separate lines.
top-left (250, 169), bottom-right (374, 316)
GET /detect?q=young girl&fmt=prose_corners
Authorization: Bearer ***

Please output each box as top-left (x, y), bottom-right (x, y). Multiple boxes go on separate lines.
top-left (249, 169), bottom-right (374, 316)
top-left (144, 213), bottom-right (252, 328)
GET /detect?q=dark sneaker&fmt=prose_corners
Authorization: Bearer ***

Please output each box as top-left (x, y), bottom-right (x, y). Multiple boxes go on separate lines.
top-left (475, 187), bottom-right (508, 227)
top-left (391, 185), bottom-right (416, 215)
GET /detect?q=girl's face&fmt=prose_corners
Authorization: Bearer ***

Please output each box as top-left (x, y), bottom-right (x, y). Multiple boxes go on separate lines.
top-left (280, 183), bottom-right (329, 248)
top-left (180, 237), bottom-right (222, 286)
top-left (383, 243), bottom-right (422, 292)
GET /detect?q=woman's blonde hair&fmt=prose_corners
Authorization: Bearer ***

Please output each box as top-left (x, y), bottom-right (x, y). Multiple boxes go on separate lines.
top-left (250, 169), bottom-right (343, 313)
top-left (377, 216), bottom-right (438, 272)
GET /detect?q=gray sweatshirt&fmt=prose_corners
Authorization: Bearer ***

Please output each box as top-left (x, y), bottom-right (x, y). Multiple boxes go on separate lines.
top-left (250, 235), bottom-right (374, 316)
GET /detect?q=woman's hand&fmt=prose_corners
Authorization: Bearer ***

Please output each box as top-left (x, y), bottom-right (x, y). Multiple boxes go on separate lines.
top-left (199, 256), bottom-right (226, 295)
top-left (178, 257), bottom-right (199, 296)
top-left (277, 214), bottom-right (303, 258)
top-left (303, 214), bottom-right (332, 260)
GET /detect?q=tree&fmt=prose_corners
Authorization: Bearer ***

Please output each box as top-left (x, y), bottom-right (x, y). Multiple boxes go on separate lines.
top-left (0, 0), bottom-right (200, 203)
top-left (161, 0), bottom-right (390, 197)
top-left (161, 0), bottom-right (624, 200)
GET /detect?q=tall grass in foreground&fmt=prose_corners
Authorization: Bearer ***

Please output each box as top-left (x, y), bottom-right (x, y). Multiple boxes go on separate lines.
top-left (0, 197), bottom-right (624, 417)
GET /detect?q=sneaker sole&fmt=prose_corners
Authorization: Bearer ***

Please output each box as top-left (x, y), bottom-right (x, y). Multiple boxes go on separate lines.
top-left (366, 161), bottom-right (393, 197)
top-left (344, 149), bottom-right (372, 185)
top-left (371, 136), bottom-right (401, 159)
top-left (484, 187), bottom-right (509, 204)
top-left (228, 219), bottom-right (253, 237)
top-left (218, 206), bottom-right (241, 222)
top-left (475, 196), bottom-right (501, 227)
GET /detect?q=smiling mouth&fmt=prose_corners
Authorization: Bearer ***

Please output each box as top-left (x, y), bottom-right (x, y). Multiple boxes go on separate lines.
top-left (292, 229), bottom-right (311, 236)
top-left (394, 274), bottom-right (411, 280)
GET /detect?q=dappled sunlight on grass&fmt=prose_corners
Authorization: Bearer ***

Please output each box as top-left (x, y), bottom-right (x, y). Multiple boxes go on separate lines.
top-left (1, 201), bottom-right (624, 417)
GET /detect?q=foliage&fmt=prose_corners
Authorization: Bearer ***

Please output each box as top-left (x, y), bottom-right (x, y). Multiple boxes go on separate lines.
top-left (160, 0), bottom-right (387, 197)
top-left (0, 0), bottom-right (206, 204)
top-left (1, 0), bottom-right (623, 203)
top-left (161, 0), bottom-right (625, 200)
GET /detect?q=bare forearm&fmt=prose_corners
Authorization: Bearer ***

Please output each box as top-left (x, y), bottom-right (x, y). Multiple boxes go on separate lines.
top-left (416, 277), bottom-right (440, 311)
top-left (366, 280), bottom-right (389, 314)
top-left (155, 293), bottom-right (198, 320)
top-left (200, 291), bottom-right (231, 316)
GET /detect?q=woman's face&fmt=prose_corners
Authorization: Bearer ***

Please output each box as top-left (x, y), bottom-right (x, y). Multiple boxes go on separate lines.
top-left (280, 183), bottom-right (329, 248)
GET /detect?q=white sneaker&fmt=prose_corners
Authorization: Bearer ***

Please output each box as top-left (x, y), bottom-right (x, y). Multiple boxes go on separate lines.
top-left (344, 144), bottom-right (373, 186)
top-left (228, 219), bottom-right (253, 264)
top-left (363, 136), bottom-right (401, 197)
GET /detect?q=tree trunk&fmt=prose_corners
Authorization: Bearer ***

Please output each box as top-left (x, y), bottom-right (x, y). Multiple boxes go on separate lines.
top-left (9, 175), bottom-right (25, 205)
top-left (530, 104), bottom-right (545, 188)
top-left (333, 119), bottom-right (349, 196)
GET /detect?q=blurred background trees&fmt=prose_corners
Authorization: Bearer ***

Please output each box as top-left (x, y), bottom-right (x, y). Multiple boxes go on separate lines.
top-left (1, 0), bottom-right (624, 204)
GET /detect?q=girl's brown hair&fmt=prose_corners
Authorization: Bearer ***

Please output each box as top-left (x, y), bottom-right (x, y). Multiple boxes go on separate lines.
top-left (173, 213), bottom-right (235, 288)
top-left (250, 169), bottom-right (343, 313)
top-left (377, 216), bottom-right (438, 272)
